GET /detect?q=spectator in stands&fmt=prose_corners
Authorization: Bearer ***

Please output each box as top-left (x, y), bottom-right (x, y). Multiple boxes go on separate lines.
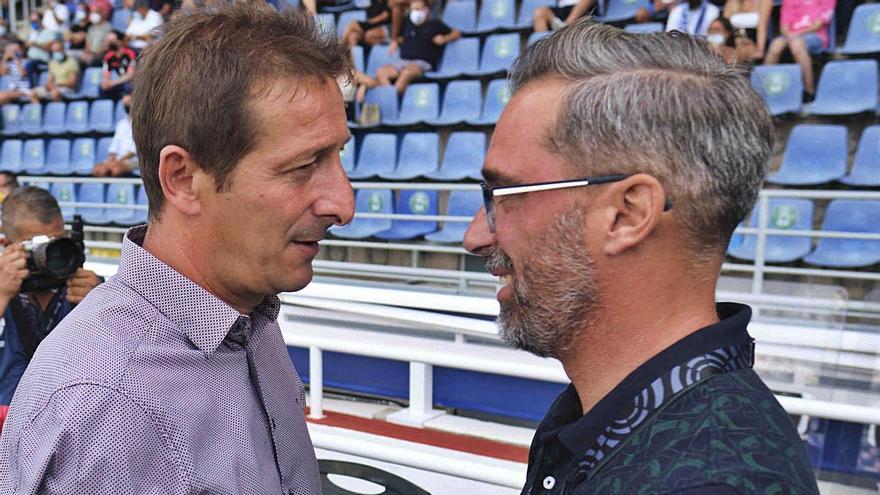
top-left (533, 0), bottom-right (596, 32)
top-left (0, 187), bottom-right (100, 421)
top-left (0, 5), bottom-right (353, 491)
top-left (100, 30), bottom-right (136, 97)
top-left (0, 42), bottom-right (30, 103)
top-left (126, 0), bottom-right (163, 51)
top-left (634, 0), bottom-right (677, 24)
top-left (92, 95), bottom-right (137, 177)
top-left (26, 12), bottom-right (63, 82)
top-left (763, 0), bottom-right (834, 97)
top-left (65, 8), bottom-right (90, 60)
top-left (464, 20), bottom-right (820, 494)
top-left (666, 0), bottom-right (719, 35)
top-left (40, 0), bottom-right (70, 33)
top-left (708, 16), bottom-right (755, 62)
top-left (29, 40), bottom-right (79, 102)
top-left (151, 0), bottom-right (174, 19)
top-left (723, 0), bottom-right (771, 59)
top-left (81, 4), bottom-right (113, 66)
top-left (341, 0), bottom-right (390, 48)
top-left (377, 0), bottom-right (460, 95)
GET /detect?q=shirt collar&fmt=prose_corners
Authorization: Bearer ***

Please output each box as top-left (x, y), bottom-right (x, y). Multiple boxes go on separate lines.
top-left (546, 302), bottom-right (753, 456)
top-left (116, 225), bottom-right (281, 354)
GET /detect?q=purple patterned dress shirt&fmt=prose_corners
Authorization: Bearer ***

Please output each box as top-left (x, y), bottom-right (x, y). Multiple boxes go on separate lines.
top-left (0, 225), bottom-right (322, 494)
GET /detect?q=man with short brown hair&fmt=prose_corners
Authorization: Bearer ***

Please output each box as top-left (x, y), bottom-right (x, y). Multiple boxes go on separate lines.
top-left (0, 4), bottom-right (355, 493)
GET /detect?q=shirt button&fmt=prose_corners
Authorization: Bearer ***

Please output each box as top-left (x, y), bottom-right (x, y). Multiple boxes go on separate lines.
top-left (543, 476), bottom-right (556, 490)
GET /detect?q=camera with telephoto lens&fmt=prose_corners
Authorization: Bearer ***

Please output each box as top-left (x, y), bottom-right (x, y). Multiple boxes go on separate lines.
top-left (20, 215), bottom-right (86, 292)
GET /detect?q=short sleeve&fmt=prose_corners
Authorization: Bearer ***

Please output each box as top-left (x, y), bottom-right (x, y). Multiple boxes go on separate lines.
top-left (437, 20), bottom-right (453, 35)
top-left (2, 383), bottom-right (182, 494)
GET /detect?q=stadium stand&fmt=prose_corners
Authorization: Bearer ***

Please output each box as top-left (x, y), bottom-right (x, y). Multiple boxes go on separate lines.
top-left (475, 0), bottom-right (517, 33)
top-left (805, 60), bottom-right (879, 116)
top-left (469, 33), bottom-right (519, 76)
top-left (21, 139), bottom-right (46, 175)
top-left (0, 139), bottom-right (22, 173)
top-left (426, 80), bottom-right (482, 125)
top-left (839, 3), bottom-right (880, 55)
top-left (424, 190), bottom-right (483, 243)
top-left (380, 132), bottom-right (440, 180)
top-left (425, 131), bottom-right (485, 180)
top-left (44, 139), bottom-right (70, 176)
top-left (803, 200), bottom-right (880, 268)
top-left (348, 133), bottom-right (397, 179)
top-left (596, 0), bottom-right (649, 23)
top-left (727, 199), bottom-right (814, 263)
top-left (766, 124), bottom-right (847, 186)
top-left (443, 0), bottom-right (478, 33)
top-left (751, 64), bottom-right (804, 116)
top-left (330, 188), bottom-right (394, 239)
top-left (374, 190), bottom-right (439, 240)
top-left (71, 138), bottom-right (97, 176)
top-left (840, 125), bottom-right (880, 187)
top-left (467, 78), bottom-right (510, 125)
top-left (388, 83), bottom-right (440, 126)
top-left (425, 38), bottom-right (481, 79)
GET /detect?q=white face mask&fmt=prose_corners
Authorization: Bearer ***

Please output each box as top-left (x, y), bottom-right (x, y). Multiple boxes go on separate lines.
top-left (707, 33), bottom-right (725, 45)
top-left (409, 9), bottom-right (427, 25)
top-left (89, 12), bottom-right (101, 24)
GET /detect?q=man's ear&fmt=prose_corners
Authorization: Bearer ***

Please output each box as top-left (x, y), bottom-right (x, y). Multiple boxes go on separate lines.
top-left (157, 145), bottom-right (205, 218)
top-left (603, 173), bottom-right (667, 256)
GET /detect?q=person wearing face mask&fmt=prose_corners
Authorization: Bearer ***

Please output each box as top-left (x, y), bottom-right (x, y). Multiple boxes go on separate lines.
top-left (100, 30), bottom-right (137, 97)
top-left (707, 16), bottom-right (756, 62)
top-left (29, 40), bottom-right (79, 102)
top-left (666, 0), bottom-right (720, 35)
top-left (41, 0), bottom-right (70, 33)
top-left (0, 42), bottom-right (30, 104)
top-left (375, 0), bottom-right (460, 95)
top-left (92, 95), bottom-right (138, 177)
top-left (125, 0), bottom-right (163, 51)
top-left (82, 6), bottom-right (112, 66)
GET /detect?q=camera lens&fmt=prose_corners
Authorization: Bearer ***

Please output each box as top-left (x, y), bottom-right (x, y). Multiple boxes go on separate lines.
top-left (42, 238), bottom-right (80, 277)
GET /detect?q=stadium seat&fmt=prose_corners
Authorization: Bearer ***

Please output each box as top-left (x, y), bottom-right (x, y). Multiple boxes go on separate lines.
top-left (37, 71), bottom-right (48, 87)
top-left (133, 185), bottom-right (148, 224)
top-left (803, 200), bottom-right (880, 268)
top-left (527, 31), bottom-right (551, 45)
top-left (329, 189), bottom-right (394, 239)
top-left (337, 10), bottom-right (366, 37)
top-left (50, 182), bottom-right (76, 221)
top-left (89, 99), bottom-right (116, 133)
top-left (425, 190), bottom-right (483, 243)
top-left (359, 86), bottom-right (399, 126)
top-left (515, 0), bottom-right (554, 28)
top-left (340, 137), bottom-right (356, 174)
top-left (469, 33), bottom-right (519, 76)
top-left (425, 37), bottom-right (480, 79)
top-left (840, 125), bottom-right (880, 187)
top-left (467, 78), bottom-right (510, 125)
top-left (96, 137), bottom-right (112, 164)
top-left (65, 101), bottom-right (90, 134)
top-left (71, 138), bottom-right (97, 175)
top-left (805, 60), bottom-right (878, 116)
top-left (114, 99), bottom-right (127, 124)
top-left (78, 67), bottom-right (104, 99)
top-left (380, 132), bottom-right (439, 180)
top-left (351, 46), bottom-right (365, 74)
top-left (45, 139), bottom-right (71, 175)
top-left (20, 103), bottom-right (42, 135)
top-left (0, 140), bottom-right (22, 173)
top-left (476, 0), bottom-right (516, 33)
top-left (111, 8), bottom-right (132, 32)
top-left (315, 13), bottom-right (336, 36)
top-left (21, 139), bottom-right (46, 174)
top-left (348, 133), bottom-right (396, 179)
top-left (43, 102), bottom-right (67, 135)
top-left (426, 80), bottom-right (481, 125)
top-left (105, 182), bottom-right (137, 225)
top-left (766, 124), bottom-right (847, 186)
top-left (387, 83), bottom-right (439, 125)
top-left (597, 0), bottom-right (650, 23)
top-left (727, 199), bottom-right (814, 263)
top-left (2, 104), bottom-right (20, 136)
top-left (77, 183), bottom-right (109, 225)
top-left (426, 131), bottom-right (485, 180)
top-left (839, 3), bottom-right (880, 55)
top-left (624, 22), bottom-right (664, 33)
top-left (443, 1), bottom-right (477, 33)
top-left (751, 64), bottom-right (803, 116)
top-left (365, 44), bottom-right (401, 76)
top-left (374, 190), bottom-right (439, 240)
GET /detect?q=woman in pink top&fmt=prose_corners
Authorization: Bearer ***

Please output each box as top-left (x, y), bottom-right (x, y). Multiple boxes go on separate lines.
top-left (764, 0), bottom-right (836, 96)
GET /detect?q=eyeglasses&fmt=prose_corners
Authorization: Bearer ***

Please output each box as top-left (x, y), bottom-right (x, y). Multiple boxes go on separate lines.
top-left (479, 173), bottom-right (671, 233)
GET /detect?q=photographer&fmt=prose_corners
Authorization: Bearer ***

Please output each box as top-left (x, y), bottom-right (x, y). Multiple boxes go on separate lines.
top-left (0, 188), bottom-right (99, 415)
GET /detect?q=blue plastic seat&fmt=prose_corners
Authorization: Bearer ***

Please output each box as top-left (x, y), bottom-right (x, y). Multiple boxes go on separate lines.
top-left (20, 103), bottom-right (42, 135)
top-left (751, 64), bottom-right (803, 116)
top-left (624, 21), bottom-right (664, 33)
top-left (351, 46), bottom-right (365, 74)
top-left (77, 183), bottom-right (109, 225)
top-left (380, 132), bottom-right (439, 180)
top-left (359, 85), bottom-right (399, 126)
top-left (514, 0), bottom-right (554, 28)
top-left (78, 67), bottom-right (104, 99)
top-left (426, 131), bottom-right (485, 180)
top-left (467, 78), bottom-right (510, 125)
top-left (468, 33), bottom-right (519, 76)
top-left (111, 8), bottom-right (132, 32)
top-left (425, 38), bottom-right (480, 79)
top-left (340, 137), bottom-right (356, 174)
top-left (767, 124), bottom-right (847, 186)
top-left (65, 101), bottom-right (90, 134)
top-left (840, 125), bottom-right (880, 187)
top-left (374, 190), bottom-right (439, 240)
top-left (839, 4), bottom-right (880, 55)
top-left (527, 31), bottom-right (551, 45)
top-left (424, 190), bottom-right (482, 243)
top-left (50, 182), bottom-right (76, 221)
top-left (366, 44), bottom-right (401, 76)
top-left (597, 0), bottom-right (649, 22)
top-left (387, 83), bottom-right (439, 125)
top-left (89, 99), bottom-right (116, 133)
top-left (330, 189), bottom-right (393, 239)
top-left (805, 60), bottom-right (879, 116)
top-left (476, 0), bottom-right (515, 32)
top-left (96, 137), bottom-right (112, 163)
top-left (443, 1), bottom-right (477, 33)
top-left (133, 185), bottom-right (148, 224)
top-left (426, 80), bottom-right (481, 125)
top-left (43, 101), bottom-right (67, 135)
top-left (2, 104), bottom-right (20, 136)
top-left (727, 199), bottom-right (814, 263)
top-left (803, 200), bottom-right (880, 268)
top-left (348, 133), bottom-right (396, 179)
top-left (105, 182), bottom-right (137, 225)
top-left (71, 138), bottom-right (97, 175)
top-left (114, 99), bottom-right (127, 124)
top-left (22, 139), bottom-right (46, 174)
top-left (0, 139), bottom-right (22, 172)
top-left (45, 139), bottom-right (71, 175)
top-left (315, 13), bottom-right (336, 35)
top-left (337, 10), bottom-right (366, 37)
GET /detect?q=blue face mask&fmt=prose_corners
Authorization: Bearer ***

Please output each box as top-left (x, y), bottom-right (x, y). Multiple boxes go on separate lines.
top-left (31, 21), bottom-right (40, 30)
top-left (51, 51), bottom-right (65, 62)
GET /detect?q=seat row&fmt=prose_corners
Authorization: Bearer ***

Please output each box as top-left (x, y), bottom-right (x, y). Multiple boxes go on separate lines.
top-left (343, 131), bottom-right (484, 180)
top-left (25, 181), bottom-right (147, 226)
top-left (728, 198), bottom-right (880, 268)
top-left (752, 60), bottom-right (879, 116)
top-left (2, 99), bottom-right (125, 137)
top-left (355, 79), bottom-right (509, 127)
top-left (1, 67), bottom-right (109, 100)
top-left (769, 124), bottom-right (880, 187)
top-left (0, 137), bottom-right (113, 176)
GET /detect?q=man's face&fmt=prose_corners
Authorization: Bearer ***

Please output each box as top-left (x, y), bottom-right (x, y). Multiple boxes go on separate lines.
top-left (464, 78), bottom-right (602, 358)
top-left (193, 77), bottom-right (354, 305)
top-left (9, 215), bottom-right (64, 245)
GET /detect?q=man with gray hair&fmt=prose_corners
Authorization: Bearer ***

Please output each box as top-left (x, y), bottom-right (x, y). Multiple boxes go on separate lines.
top-left (464, 20), bottom-right (819, 493)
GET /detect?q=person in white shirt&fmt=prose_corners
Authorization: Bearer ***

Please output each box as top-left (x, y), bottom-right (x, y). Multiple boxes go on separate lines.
top-left (666, 0), bottom-right (720, 36)
top-left (126, 0), bottom-right (163, 50)
top-left (40, 0), bottom-right (70, 33)
top-left (92, 96), bottom-right (138, 177)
